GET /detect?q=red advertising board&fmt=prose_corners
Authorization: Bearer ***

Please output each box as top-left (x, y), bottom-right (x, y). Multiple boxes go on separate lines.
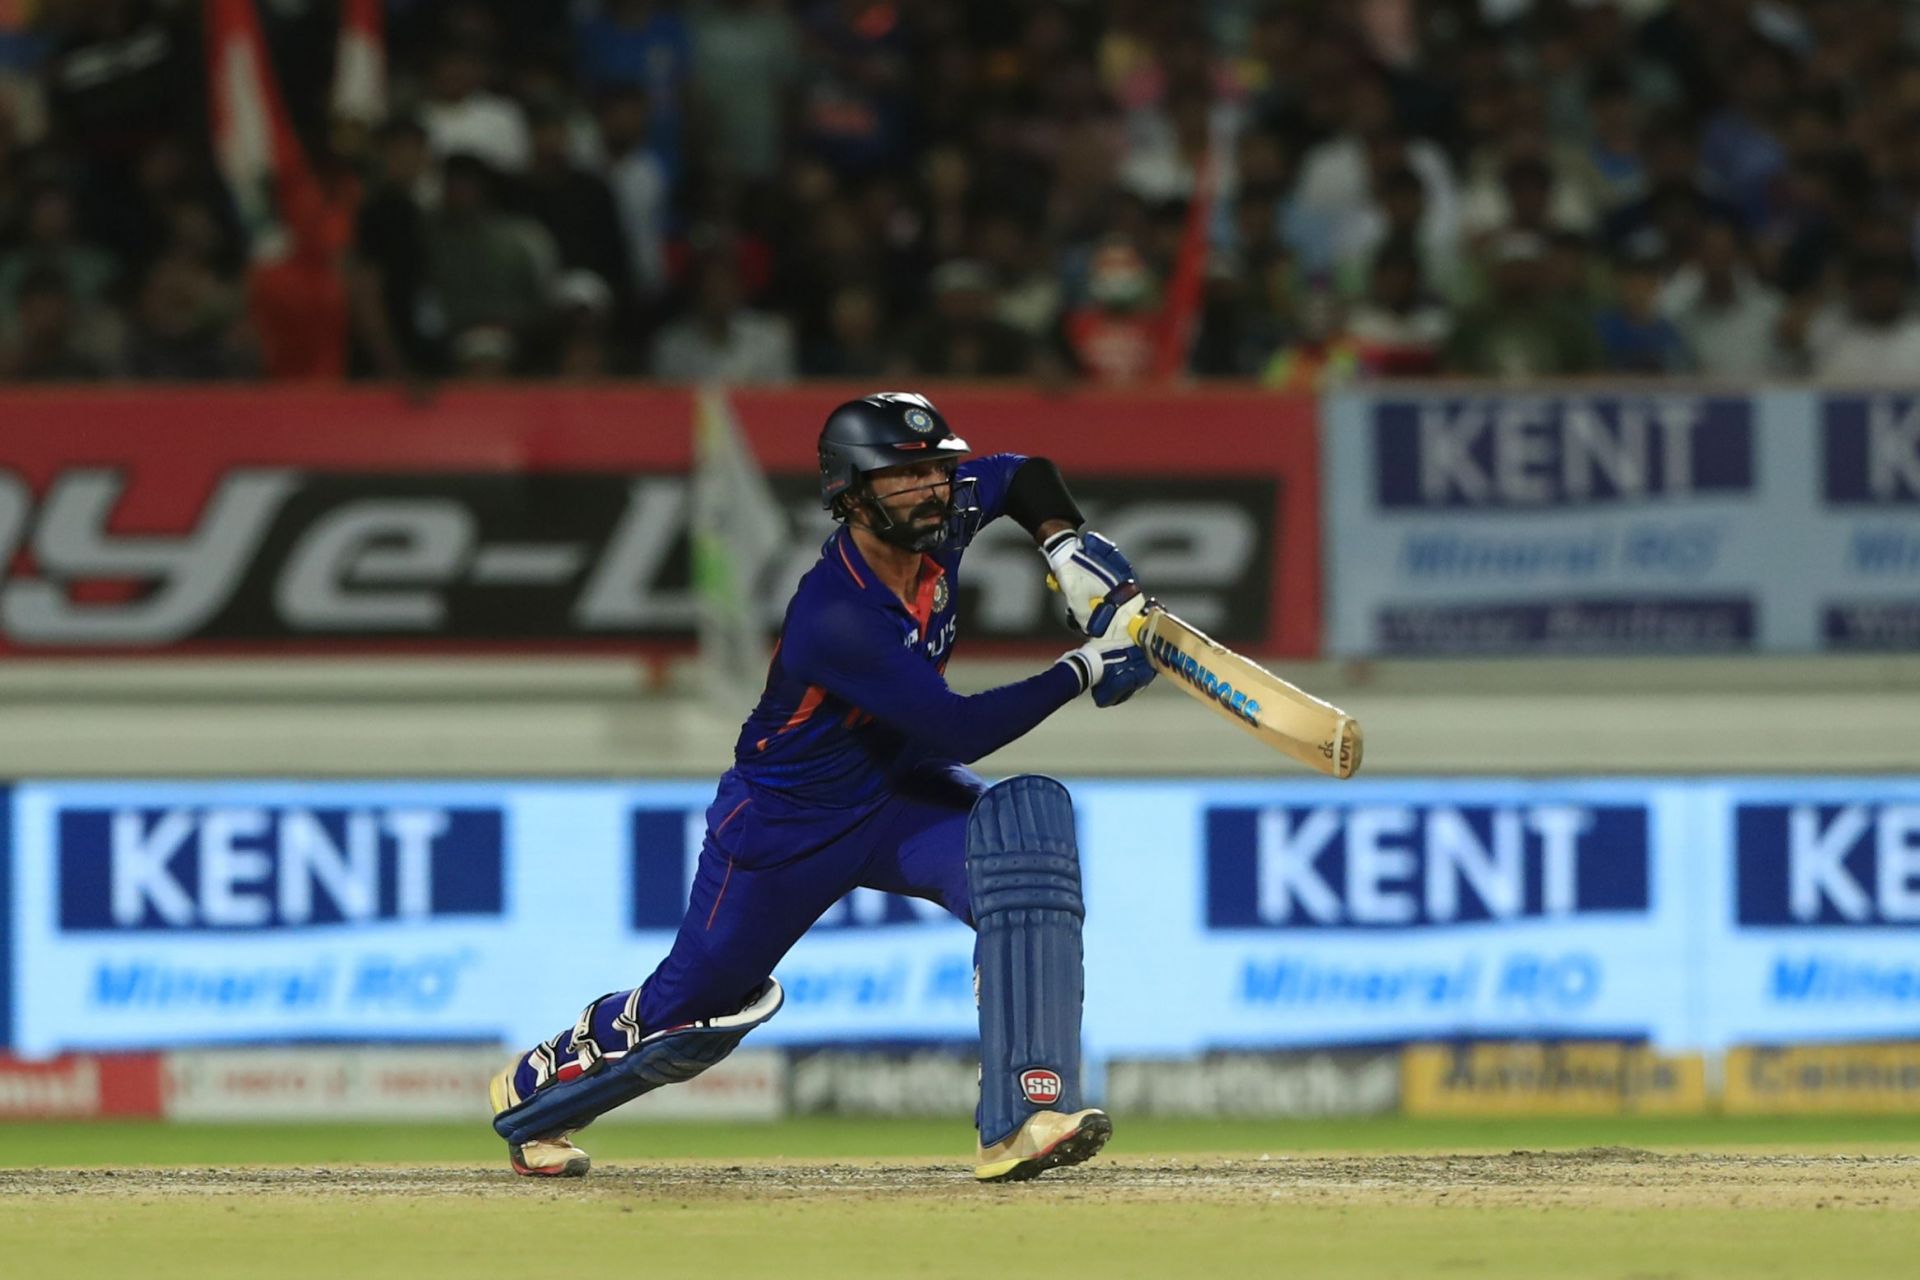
top-left (0, 1053), bottom-right (163, 1119)
top-left (0, 385), bottom-right (1319, 656)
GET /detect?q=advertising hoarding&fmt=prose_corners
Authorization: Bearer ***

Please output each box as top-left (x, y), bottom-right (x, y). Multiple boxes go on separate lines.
top-left (0, 387), bottom-right (1319, 657)
top-left (12, 776), bottom-right (1919, 1059)
top-left (1325, 390), bottom-right (1920, 654)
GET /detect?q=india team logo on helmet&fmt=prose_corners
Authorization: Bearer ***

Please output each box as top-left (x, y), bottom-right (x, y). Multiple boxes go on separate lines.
top-left (1019, 1068), bottom-right (1062, 1106)
top-left (905, 407), bottom-right (937, 434)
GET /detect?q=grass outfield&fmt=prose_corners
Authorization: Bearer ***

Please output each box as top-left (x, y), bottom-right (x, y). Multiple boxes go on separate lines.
top-left (3, 1117), bottom-right (1918, 1279)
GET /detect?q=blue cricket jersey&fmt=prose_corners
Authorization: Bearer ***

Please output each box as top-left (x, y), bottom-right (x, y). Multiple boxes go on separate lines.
top-left (728, 453), bottom-right (1080, 821)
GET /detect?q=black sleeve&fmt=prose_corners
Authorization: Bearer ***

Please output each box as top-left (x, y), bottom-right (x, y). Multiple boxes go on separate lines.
top-left (1001, 457), bottom-right (1085, 539)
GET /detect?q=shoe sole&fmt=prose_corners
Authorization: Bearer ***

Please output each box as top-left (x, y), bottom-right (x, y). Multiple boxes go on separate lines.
top-left (975, 1111), bottom-right (1113, 1184)
top-left (509, 1144), bottom-right (591, 1178)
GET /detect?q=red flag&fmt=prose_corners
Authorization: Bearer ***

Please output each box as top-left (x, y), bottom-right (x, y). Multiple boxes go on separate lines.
top-left (331, 0), bottom-right (386, 126)
top-left (206, 0), bottom-right (307, 259)
top-left (1150, 147), bottom-right (1217, 383)
top-left (208, 0), bottom-right (361, 378)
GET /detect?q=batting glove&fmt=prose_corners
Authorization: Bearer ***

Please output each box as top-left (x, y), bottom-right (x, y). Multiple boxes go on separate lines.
top-left (1042, 530), bottom-right (1149, 638)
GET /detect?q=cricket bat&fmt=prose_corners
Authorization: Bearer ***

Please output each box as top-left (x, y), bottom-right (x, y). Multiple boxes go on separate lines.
top-left (1127, 603), bottom-right (1363, 779)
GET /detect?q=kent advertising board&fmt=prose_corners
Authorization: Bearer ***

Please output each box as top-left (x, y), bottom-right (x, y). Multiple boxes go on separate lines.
top-left (1325, 389), bottom-right (1920, 654)
top-left (12, 776), bottom-right (1920, 1058)
top-left (0, 386), bottom-right (1319, 657)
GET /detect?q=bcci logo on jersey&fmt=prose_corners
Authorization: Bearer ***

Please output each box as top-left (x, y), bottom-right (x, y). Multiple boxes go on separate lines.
top-left (1205, 801), bottom-right (1651, 929)
top-left (56, 805), bottom-right (505, 931)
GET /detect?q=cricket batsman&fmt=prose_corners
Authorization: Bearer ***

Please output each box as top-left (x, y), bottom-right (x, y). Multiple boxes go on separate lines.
top-left (490, 391), bottom-right (1155, 1182)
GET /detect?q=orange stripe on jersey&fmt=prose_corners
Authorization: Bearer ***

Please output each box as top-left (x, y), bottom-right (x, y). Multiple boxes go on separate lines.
top-left (758, 684), bottom-right (827, 751)
top-left (836, 539), bottom-right (866, 587)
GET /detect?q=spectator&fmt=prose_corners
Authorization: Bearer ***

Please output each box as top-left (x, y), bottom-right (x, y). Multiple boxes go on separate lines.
top-left (123, 254), bottom-right (255, 380)
top-left (1595, 248), bottom-right (1694, 374)
top-left (797, 0), bottom-right (912, 177)
top-left (0, 184), bottom-right (116, 316)
top-left (690, 0), bottom-right (800, 186)
top-left (1572, 74), bottom-right (1649, 217)
top-left (547, 270), bottom-right (622, 379)
top-left (974, 210), bottom-right (1061, 339)
top-left (1699, 40), bottom-right (1794, 229)
top-left (1057, 238), bottom-right (1165, 384)
top-left (1335, 161), bottom-right (1464, 304)
top-left (511, 110), bottom-right (638, 332)
top-left (1118, 86), bottom-right (1218, 205)
top-left (902, 259), bottom-right (1034, 378)
top-left (651, 252), bottom-right (795, 382)
top-left (420, 47), bottom-right (531, 174)
top-left (1444, 231), bottom-right (1602, 379)
top-left (423, 153), bottom-right (558, 371)
top-left (1292, 73), bottom-right (1458, 275)
top-left (596, 88), bottom-right (671, 303)
top-left (1813, 252), bottom-right (1920, 381)
top-left (1190, 246), bottom-right (1294, 379)
top-left (1460, 150), bottom-right (1591, 257)
top-left (349, 118), bottom-right (436, 380)
top-left (1347, 241), bottom-right (1450, 379)
top-left (0, 267), bottom-right (116, 381)
top-left (42, 1), bottom-right (193, 187)
top-left (1261, 281), bottom-right (1356, 391)
top-left (1661, 217), bottom-right (1786, 378)
top-left (802, 282), bottom-right (892, 377)
top-left (575, 0), bottom-right (690, 181)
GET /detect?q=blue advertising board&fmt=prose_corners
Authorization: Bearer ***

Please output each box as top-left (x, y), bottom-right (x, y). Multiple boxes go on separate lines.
top-left (1700, 779), bottom-right (1920, 1049)
top-left (4, 777), bottom-right (1919, 1057)
top-left (1326, 389), bottom-right (1920, 655)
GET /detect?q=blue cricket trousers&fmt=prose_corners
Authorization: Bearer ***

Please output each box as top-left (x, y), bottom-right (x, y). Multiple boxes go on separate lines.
top-left (636, 763), bottom-right (984, 1030)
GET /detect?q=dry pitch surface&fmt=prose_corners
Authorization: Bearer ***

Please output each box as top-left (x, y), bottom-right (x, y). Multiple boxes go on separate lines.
top-left (6, 1146), bottom-right (1920, 1278)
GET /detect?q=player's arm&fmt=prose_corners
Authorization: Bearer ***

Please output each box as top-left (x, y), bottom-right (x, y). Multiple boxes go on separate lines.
top-left (788, 600), bottom-right (1135, 762)
top-left (967, 452), bottom-right (1149, 633)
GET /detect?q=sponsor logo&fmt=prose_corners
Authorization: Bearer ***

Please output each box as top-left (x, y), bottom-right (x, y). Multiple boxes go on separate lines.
top-left (1020, 1068), bottom-right (1063, 1105)
top-left (57, 806), bottom-right (504, 931)
top-left (1735, 803), bottom-right (1920, 926)
top-left (1823, 397), bottom-right (1920, 503)
top-left (790, 1046), bottom-right (980, 1116)
top-left (0, 470), bottom-right (1275, 648)
top-left (1376, 600), bottom-right (1756, 655)
top-left (1147, 634), bottom-right (1261, 724)
top-left (1724, 1043), bottom-right (1920, 1113)
top-left (1401, 1042), bottom-right (1707, 1116)
top-left (0, 1054), bottom-right (163, 1119)
top-left (1107, 1052), bottom-right (1400, 1118)
top-left (1373, 396), bottom-right (1753, 509)
top-left (1206, 803), bottom-right (1650, 928)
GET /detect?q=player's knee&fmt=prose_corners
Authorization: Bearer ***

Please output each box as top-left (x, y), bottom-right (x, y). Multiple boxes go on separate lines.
top-left (964, 775), bottom-right (1083, 920)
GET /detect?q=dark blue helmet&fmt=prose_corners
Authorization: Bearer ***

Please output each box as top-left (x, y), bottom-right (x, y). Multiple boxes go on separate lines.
top-left (817, 392), bottom-right (970, 509)
top-left (817, 392), bottom-right (975, 551)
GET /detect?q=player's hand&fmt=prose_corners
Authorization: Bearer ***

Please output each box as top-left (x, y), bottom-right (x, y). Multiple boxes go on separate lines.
top-left (1091, 644), bottom-right (1154, 706)
top-left (1042, 530), bottom-right (1145, 636)
top-left (1058, 582), bottom-right (1157, 706)
top-left (1059, 632), bottom-right (1156, 706)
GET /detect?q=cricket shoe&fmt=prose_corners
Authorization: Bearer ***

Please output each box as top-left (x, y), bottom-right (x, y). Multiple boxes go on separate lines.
top-left (490, 1062), bottom-right (591, 1178)
top-left (974, 1108), bottom-right (1112, 1183)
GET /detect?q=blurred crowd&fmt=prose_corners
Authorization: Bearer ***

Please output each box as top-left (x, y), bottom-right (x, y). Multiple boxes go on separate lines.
top-left (2, 0), bottom-right (1919, 386)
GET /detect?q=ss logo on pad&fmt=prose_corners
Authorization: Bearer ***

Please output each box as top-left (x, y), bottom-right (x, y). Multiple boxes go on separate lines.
top-left (1019, 1069), bottom-right (1062, 1105)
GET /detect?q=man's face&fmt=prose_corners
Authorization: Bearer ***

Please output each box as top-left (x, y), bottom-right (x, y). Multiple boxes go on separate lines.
top-left (862, 460), bottom-right (953, 537)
